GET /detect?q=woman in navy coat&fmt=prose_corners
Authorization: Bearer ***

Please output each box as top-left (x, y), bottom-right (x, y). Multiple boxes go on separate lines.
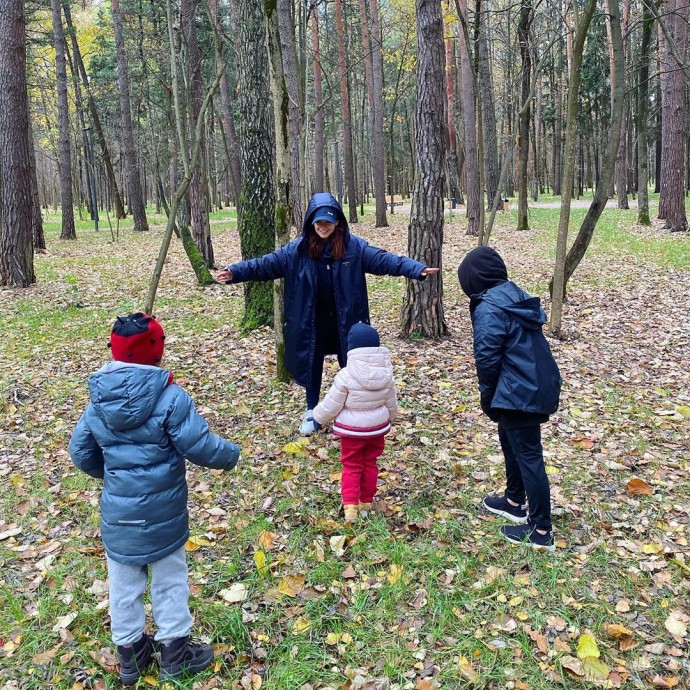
top-left (217, 193), bottom-right (438, 434)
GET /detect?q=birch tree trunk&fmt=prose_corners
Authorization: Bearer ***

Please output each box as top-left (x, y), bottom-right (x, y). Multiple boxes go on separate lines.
top-left (51, 0), bottom-right (76, 239)
top-left (401, 0), bottom-right (446, 338)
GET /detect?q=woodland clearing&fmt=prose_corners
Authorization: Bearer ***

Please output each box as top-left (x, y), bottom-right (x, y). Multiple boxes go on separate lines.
top-left (1, 205), bottom-right (689, 689)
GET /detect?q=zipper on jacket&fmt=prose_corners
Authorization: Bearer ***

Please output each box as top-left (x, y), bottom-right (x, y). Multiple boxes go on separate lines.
top-left (117, 519), bottom-right (147, 525)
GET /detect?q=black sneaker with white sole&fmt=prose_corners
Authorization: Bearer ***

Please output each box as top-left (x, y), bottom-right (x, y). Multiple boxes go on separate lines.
top-left (482, 494), bottom-right (528, 524)
top-left (500, 523), bottom-right (555, 552)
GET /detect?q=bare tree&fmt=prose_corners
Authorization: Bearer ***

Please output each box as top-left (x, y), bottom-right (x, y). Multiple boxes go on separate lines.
top-left (0, 0), bottom-right (35, 286)
top-left (401, 0), bottom-right (446, 338)
top-left (636, 0), bottom-right (653, 226)
top-left (516, 0), bottom-right (533, 231)
top-left (111, 0), bottom-right (149, 232)
top-left (51, 0), bottom-right (76, 239)
top-left (311, 9), bottom-right (325, 192)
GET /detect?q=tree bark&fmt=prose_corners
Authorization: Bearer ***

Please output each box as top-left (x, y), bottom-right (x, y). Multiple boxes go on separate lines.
top-left (311, 10), bottom-right (325, 192)
top-left (334, 0), bottom-right (358, 223)
top-left (456, 0), bottom-right (480, 235)
top-left (265, 0), bottom-right (292, 381)
top-left (549, 0), bottom-right (597, 333)
top-left (0, 0), bottom-right (35, 286)
top-left (51, 0), bottom-right (76, 240)
top-left (401, 0), bottom-right (446, 338)
top-left (182, 0), bottom-right (213, 265)
top-left (637, 0), bottom-right (652, 225)
top-left (516, 0), bottom-right (532, 231)
top-left (277, 0), bottom-right (304, 229)
top-left (444, 8), bottom-right (461, 203)
top-left (111, 0), bottom-right (149, 231)
top-left (658, 0), bottom-right (688, 231)
top-left (477, 10), bottom-right (499, 210)
top-left (237, 0), bottom-right (275, 328)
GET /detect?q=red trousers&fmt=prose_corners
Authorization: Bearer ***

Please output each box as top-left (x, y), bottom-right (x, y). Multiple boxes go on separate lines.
top-left (340, 435), bottom-right (385, 505)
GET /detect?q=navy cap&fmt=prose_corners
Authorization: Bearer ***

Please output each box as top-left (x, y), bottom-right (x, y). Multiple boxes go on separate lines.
top-left (312, 208), bottom-right (338, 224)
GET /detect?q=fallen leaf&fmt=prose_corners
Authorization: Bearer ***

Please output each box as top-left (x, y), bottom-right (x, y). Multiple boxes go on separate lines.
top-left (664, 611), bottom-right (688, 638)
top-left (219, 583), bottom-right (249, 603)
top-left (277, 574), bottom-right (305, 598)
top-left (576, 633), bottom-right (600, 660)
top-left (625, 478), bottom-right (654, 495)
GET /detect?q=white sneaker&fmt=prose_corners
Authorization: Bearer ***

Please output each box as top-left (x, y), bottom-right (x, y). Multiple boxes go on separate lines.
top-left (299, 409), bottom-right (317, 436)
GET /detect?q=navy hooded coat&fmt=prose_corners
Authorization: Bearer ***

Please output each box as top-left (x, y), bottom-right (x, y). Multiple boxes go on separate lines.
top-left (458, 246), bottom-right (561, 418)
top-left (226, 193), bottom-right (427, 387)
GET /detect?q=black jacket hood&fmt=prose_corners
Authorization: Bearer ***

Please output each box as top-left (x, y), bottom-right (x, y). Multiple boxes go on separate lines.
top-left (457, 246), bottom-right (508, 298)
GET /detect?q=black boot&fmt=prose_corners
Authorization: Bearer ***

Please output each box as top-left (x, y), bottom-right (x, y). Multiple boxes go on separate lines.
top-left (117, 634), bottom-right (155, 686)
top-left (159, 636), bottom-right (213, 680)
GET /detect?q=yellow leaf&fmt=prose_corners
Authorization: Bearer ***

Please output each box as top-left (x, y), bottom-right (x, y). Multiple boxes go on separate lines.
top-left (235, 401), bottom-right (250, 415)
top-left (292, 617), bottom-right (311, 634)
top-left (185, 535), bottom-right (211, 552)
top-left (603, 623), bottom-right (633, 639)
top-left (576, 633), bottom-right (601, 660)
top-left (545, 465), bottom-right (559, 475)
top-left (142, 676), bottom-right (158, 686)
top-left (674, 405), bottom-right (690, 418)
top-left (387, 563), bottom-right (403, 585)
top-left (340, 633), bottom-right (353, 644)
top-left (516, 611), bottom-right (529, 621)
top-left (282, 438), bottom-right (309, 454)
top-left (325, 632), bottom-right (340, 645)
top-left (277, 574), bottom-right (305, 598)
top-left (254, 550), bottom-right (268, 577)
top-left (258, 531), bottom-right (276, 551)
top-left (642, 543), bottom-right (664, 554)
top-left (581, 656), bottom-right (610, 681)
top-left (457, 656), bottom-right (478, 682)
top-left (219, 583), bottom-right (249, 603)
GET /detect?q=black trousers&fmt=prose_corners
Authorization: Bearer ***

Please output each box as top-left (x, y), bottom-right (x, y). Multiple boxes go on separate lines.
top-left (498, 422), bottom-right (552, 531)
top-left (305, 321), bottom-right (343, 410)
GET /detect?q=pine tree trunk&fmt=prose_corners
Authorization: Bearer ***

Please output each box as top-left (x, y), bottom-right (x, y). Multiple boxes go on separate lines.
top-left (334, 0), bottom-right (358, 223)
top-left (51, 0), bottom-right (76, 240)
top-left (444, 17), bottom-right (461, 203)
top-left (637, 0), bottom-right (652, 225)
top-left (111, 0), bottom-right (149, 232)
top-left (0, 0), bottom-right (35, 286)
top-left (182, 0), bottom-right (213, 266)
top-left (457, 0), bottom-right (480, 235)
top-left (369, 0), bottom-right (388, 227)
top-left (237, 0), bottom-right (275, 328)
top-left (219, 72), bottom-right (242, 208)
top-left (401, 0), bottom-right (446, 338)
top-left (266, 0), bottom-right (292, 381)
top-left (277, 0), bottom-right (304, 229)
top-left (477, 10), bottom-right (500, 210)
top-left (516, 0), bottom-right (532, 231)
top-left (658, 0), bottom-right (688, 231)
top-left (311, 11), bottom-right (325, 192)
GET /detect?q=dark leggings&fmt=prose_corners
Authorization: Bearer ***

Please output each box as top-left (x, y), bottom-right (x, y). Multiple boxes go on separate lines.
top-left (305, 330), bottom-right (343, 410)
top-left (498, 423), bottom-right (552, 531)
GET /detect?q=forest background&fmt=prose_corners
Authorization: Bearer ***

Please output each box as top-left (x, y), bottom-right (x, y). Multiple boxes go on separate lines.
top-left (1, 0), bottom-right (690, 688)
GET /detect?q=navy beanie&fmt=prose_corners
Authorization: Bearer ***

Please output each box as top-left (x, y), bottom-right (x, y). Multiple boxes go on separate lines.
top-left (348, 323), bottom-right (380, 351)
top-left (457, 246), bottom-right (508, 298)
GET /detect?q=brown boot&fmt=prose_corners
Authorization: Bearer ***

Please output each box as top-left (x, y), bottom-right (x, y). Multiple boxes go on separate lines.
top-left (343, 504), bottom-right (358, 523)
top-left (358, 502), bottom-right (373, 517)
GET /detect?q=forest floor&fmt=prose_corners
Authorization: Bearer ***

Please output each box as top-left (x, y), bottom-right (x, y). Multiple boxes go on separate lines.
top-left (1, 205), bottom-right (689, 690)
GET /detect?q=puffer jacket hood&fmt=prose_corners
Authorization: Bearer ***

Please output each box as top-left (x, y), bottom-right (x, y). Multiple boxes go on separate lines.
top-left (458, 246), bottom-right (508, 298)
top-left (302, 192), bottom-right (349, 238)
top-left (89, 361), bottom-right (171, 431)
top-left (346, 347), bottom-right (394, 391)
top-left (482, 281), bottom-right (547, 330)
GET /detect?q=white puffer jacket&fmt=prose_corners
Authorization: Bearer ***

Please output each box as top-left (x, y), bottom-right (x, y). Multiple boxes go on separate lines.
top-left (313, 347), bottom-right (398, 437)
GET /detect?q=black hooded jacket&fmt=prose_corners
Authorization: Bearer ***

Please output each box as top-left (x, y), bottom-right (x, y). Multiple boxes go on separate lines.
top-left (458, 247), bottom-right (561, 422)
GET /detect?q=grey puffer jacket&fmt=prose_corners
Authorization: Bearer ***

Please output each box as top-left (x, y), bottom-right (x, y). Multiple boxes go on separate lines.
top-left (69, 362), bottom-right (240, 565)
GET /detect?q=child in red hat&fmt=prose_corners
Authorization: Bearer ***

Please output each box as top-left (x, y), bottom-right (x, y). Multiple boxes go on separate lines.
top-left (69, 312), bottom-right (240, 684)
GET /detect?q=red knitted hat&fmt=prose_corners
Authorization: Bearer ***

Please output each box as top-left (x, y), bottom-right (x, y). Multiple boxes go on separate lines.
top-left (109, 312), bottom-right (165, 366)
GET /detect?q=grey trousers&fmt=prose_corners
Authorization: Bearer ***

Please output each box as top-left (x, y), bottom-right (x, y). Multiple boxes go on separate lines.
top-left (107, 545), bottom-right (193, 646)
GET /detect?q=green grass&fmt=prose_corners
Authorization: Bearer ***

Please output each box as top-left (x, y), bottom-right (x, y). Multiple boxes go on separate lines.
top-left (0, 207), bottom-right (689, 688)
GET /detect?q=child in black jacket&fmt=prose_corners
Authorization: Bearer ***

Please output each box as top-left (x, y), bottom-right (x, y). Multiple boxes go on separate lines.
top-left (458, 247), bottom-right (561, 551)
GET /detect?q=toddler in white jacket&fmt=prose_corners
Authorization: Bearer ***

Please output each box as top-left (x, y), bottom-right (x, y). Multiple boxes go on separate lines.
top-left (313, 323), bottom-right (398, 522)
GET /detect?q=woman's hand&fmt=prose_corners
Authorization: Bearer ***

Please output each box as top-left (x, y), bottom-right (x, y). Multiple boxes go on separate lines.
top-left (420, 267), bottom-right (440, 277)
top-left (215, 268), bottom-right (233, 283)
